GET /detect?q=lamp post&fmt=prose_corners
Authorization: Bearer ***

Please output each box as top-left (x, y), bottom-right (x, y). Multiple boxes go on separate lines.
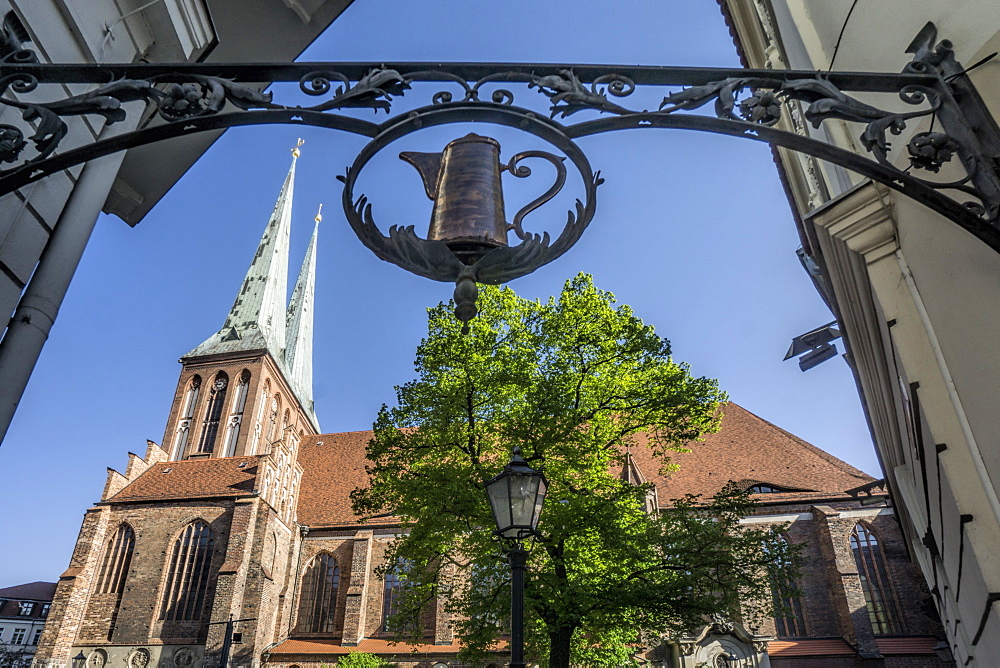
top-left (72, 652), bottom-right (86, 668)
top-left (484, 446), bottom-right (547, 668)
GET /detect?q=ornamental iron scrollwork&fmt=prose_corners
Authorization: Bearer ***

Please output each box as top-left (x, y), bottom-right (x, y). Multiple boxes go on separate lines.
top-left (0, 21), bottom-right (997, 256)
top-left (340, 124), bottom-right (601, 331)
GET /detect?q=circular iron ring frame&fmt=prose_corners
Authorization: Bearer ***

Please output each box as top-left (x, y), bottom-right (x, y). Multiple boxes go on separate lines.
top-left (338, 102), bottom-right (600, 283)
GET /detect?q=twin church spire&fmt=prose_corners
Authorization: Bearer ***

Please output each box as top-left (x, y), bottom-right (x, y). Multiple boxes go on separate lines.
top-left (185, 142), bottom-right (319, 429)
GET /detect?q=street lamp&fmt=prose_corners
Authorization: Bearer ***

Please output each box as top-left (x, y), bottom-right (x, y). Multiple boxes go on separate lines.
top-left (72, 652), bottom-right (86, 668)
top-left (484, 446), bottom-right (547, 668)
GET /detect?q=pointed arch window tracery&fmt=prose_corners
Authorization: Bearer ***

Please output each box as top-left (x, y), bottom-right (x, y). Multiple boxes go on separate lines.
top-left (160, 521), bottom-right (215, 621)
top-left (382, 558), bottom-right (413, 633)
top-left (850, 523), bottom-right (902, 634)
top-left (267, 394), bottom-right (281, 444)
top-left (262, 531), bottom-right (278, 579)
top-left (222, 370), bottom-right (251, 457)
top-left (769, 535), bottom-right (806, 637)
top-left (250, 381), bottom-right (270, 455)
top-left (197, 372), bottom-right (229, 454)
top-left (296, 553), bottom-right (340, 633)
top-left (173, 376), bottom-right (201, 459)
top-left (95, 523), bottom-right (135, 595)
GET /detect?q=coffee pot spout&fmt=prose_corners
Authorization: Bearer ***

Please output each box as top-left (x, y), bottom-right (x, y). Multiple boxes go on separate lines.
top-left (399, 151), bottom-right (443, 199)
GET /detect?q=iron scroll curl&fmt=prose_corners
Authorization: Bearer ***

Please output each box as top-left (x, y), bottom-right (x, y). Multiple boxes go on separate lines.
top-left (338, 103), bottom-right (603, 331)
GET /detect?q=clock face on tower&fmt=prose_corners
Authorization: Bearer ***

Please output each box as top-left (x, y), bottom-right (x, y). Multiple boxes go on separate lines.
top-left (214, 377), bottom-right (228, 391)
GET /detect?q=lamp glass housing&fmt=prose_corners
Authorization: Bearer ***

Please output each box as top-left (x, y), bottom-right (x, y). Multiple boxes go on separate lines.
top-left (485, 452), bottom-right (547, 540)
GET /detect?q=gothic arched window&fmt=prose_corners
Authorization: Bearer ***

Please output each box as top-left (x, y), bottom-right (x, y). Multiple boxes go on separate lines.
top-left (250, 381), bottom-right (270, 455)
top-left (382, 558), bottom-right (411, 633)
top-left (222, 370), bottom-right (251, 457)
top-left (173, 375), bottom-right (201, 459)
top-left (160, 521), bottom-right (215, 621)
top-left (850, 523), bottom-right (902, 634)
top-left (267, 395), bottom-right (281, 443)
top-left (95, 523), bottom-right (135, 595)
top-left (296, 553), bottom-right (340, 633)
top-left (197, 372), bottom-right (229, 454)
top-left (769, 536), bottom-right (806, 637)
top-left (262, 532), bottom-right (277, 579)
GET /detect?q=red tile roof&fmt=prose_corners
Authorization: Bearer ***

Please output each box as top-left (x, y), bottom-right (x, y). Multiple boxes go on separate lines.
top-left (769, 636), bottom-right (942, 657)
top-left (297, 403), bottom-right (874, 528)
top-left (0, 581), bottom-right (57, 601)
top-left (875, 636), bottom-right (942, 655)
top-left (619, 404), bottom-right (873, 501)
top-left (269, 638), bottom-right (468, 656)
top-left (297, 431), bottom-right (372, 527)
top-left (107, 457), bottom-right (260, 503)
top-left (768, 639), bottom-right (856, 656)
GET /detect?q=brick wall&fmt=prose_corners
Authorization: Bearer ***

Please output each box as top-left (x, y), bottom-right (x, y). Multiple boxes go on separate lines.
top-left (34, 506), bottom-right (113, 667)
top-left (742, 500), bottom-right (946, 665)
top-left (163, 354), bottom-right (316, 462)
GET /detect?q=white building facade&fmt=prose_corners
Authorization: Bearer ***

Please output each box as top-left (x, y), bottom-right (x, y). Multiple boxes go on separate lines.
top-left (720, 0), bottom-right (1000, 664)
top-left (0, 582), bottom-right (56, 666)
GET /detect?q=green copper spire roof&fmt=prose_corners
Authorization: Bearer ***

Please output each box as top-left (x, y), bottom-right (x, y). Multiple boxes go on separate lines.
top-left (184, 143), bottom-right (320, 432)
top-left (186, 149), bottom-right (296, 359)
top-left (285, 207), bottom-right (319, 428)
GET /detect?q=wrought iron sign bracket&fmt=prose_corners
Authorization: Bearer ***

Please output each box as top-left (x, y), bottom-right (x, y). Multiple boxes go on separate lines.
top-left (0, 22), bottom-right (997, 260)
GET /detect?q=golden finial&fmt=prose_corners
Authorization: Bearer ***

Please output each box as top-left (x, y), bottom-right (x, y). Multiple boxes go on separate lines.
top-left (291, 138), bottom-right (304, 159)
top-left (314, 204), bottom-right (323, 225)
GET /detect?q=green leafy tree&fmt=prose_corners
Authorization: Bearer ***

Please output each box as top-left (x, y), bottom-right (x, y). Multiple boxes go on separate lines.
top-left (352, 275), bottom-right (796, 667)
top-left (334, 652), bottom-right (389, 667)
top-left (0, 643), bottom-right (28, 668)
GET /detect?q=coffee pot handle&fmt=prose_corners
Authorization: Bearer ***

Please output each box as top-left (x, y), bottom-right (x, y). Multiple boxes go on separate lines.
top-left (503, 150), bottom-right (567, 241)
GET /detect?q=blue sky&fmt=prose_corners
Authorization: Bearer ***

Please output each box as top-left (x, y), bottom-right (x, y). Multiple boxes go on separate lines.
top-left (0, 0), bottom-right (877, 585)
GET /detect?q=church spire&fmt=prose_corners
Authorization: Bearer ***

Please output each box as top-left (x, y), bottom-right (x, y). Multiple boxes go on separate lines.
top-left (285, 205), bottom-right (319, 426)
top-left (185, 141), bottom-right (300, 360)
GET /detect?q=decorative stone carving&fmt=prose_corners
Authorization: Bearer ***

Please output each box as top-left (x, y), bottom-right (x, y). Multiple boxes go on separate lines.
top-left (671, 618), bottom-right (772, 667)
top-left (173, 648), bottom-right (194, 668)
top-left (130, 648), bottom-right (151, 668)
top-left (86, 649), bottom-right (107, 668)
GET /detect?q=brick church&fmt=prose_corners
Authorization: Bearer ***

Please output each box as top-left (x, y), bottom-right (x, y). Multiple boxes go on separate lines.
top-left (33, 149), bottom-right (952, 668)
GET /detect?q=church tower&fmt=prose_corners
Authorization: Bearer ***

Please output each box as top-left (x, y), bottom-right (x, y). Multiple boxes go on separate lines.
top-left (32, 145), bottom-right (323, 668)
top-left (162, 142), bottom-right (320, 463)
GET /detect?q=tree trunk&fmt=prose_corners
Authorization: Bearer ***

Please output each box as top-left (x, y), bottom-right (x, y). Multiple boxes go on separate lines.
top-left (547, 626), bottom-right (575, 668)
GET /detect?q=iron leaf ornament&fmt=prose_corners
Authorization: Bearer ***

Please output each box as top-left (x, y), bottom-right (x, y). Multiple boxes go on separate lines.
top-left (0, 20), bottom-right (997, 256)
top-left (298, 67), bottom-right (409, 112)
top-left (0, 73), bottom-right (273, 164)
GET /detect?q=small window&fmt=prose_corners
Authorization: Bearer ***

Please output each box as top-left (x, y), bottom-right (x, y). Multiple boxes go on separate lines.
top-left (11, 628), bottom-right (26, 644)
top-left (39, 603), bottom-right (49, 617)
top-left (31, 628), bottom-right (42, 644)
top-left (18, 602), bottom-right (33, 616)
top-left (747, 483), bottom-right (789, 493)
